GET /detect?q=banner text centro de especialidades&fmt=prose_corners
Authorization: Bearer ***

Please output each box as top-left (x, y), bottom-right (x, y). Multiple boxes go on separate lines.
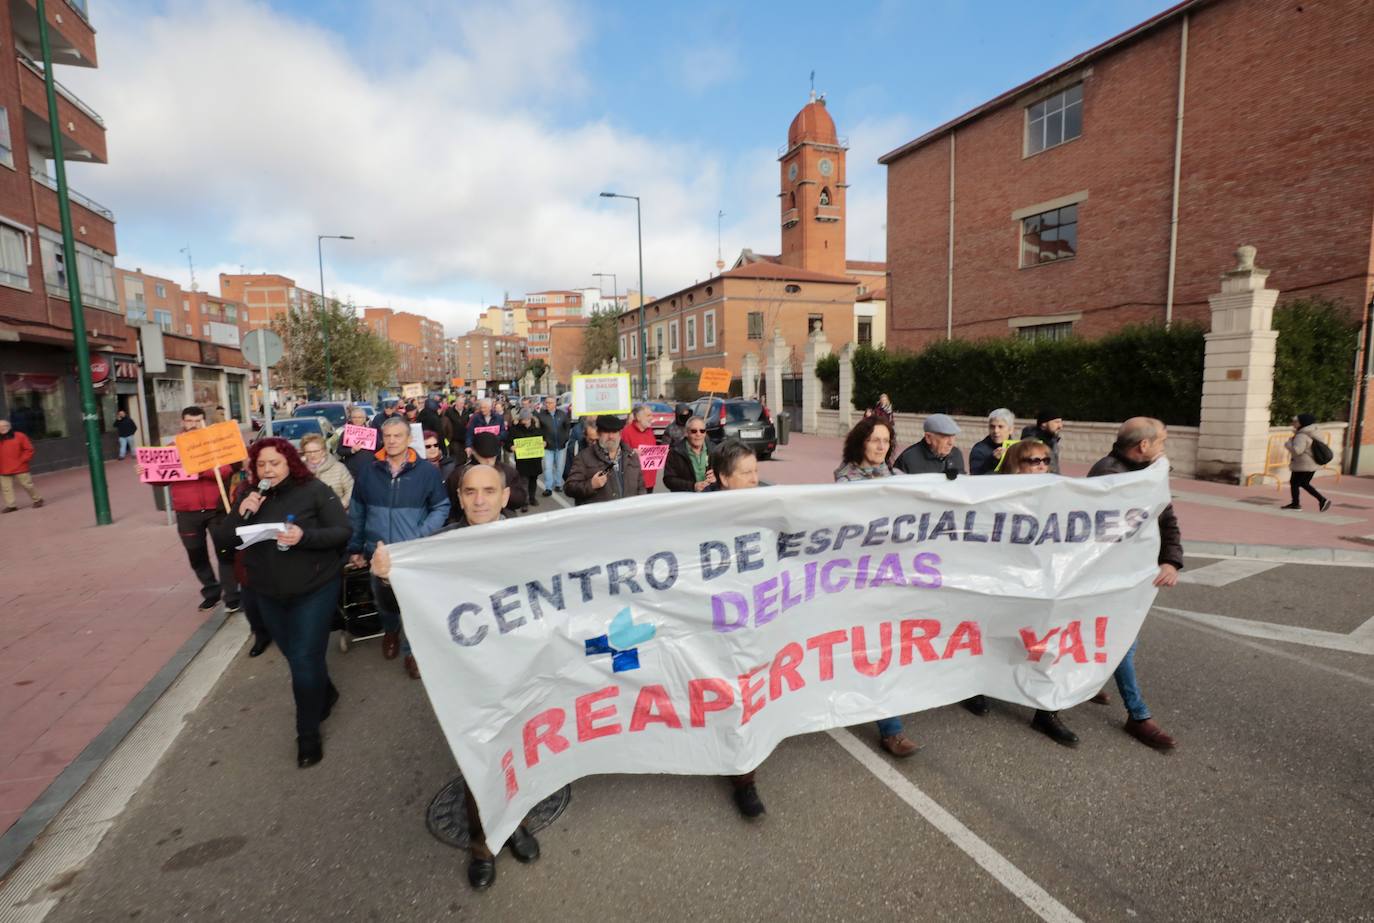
top-left (387, 462), bottom-right (1172, 849)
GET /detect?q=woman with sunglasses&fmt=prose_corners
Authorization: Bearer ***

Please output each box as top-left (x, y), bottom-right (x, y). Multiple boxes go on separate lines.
top-left (423, 429), bottom-right (459, 484)
top-left (961, 439), bottom-right (1080, 746)
top-left (831, 417), bottom-right (923, 759)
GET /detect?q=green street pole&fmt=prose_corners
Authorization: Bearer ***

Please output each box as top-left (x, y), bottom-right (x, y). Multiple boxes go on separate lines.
top-left (37, 0), bottom-right (110, 525)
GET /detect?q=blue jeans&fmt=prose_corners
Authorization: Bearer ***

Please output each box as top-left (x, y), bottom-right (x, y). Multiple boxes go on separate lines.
top-left (543, 447), bottom-right (566, 490)
top-left (1114, 639), bottom-right (1150, 721)
top-left (253, 578), bottom-right (339, 740)
top-left (876, 717), bottom-right (904, 738)
top-left (118, 435), bottom-right (134, 458)
top-left (372, 573), bottom-right (409, 656)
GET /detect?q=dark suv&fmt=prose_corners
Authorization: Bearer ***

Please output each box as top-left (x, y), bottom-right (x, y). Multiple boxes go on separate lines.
top-left (688, 397), bottom-right (778, 460)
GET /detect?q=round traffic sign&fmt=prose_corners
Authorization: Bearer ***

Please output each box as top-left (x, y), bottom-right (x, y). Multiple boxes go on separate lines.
top-left (242, 328), bottom-right (284, 367)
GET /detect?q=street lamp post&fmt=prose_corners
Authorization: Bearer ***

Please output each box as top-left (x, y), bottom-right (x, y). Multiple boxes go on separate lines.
top-left (599, 192), bottom-right (646, 399)
top-left (317, 234), bottom-right (354, 398)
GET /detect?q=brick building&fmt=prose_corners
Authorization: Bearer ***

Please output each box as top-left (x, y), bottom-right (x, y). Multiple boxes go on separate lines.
top-left (880, 0), bottom-right (1374, 348)
top-left (616, 95), bottom-right (885, 416)
top-left (452, 330), bottom-right (526, 387)
top-left (548, 318), bottom-right (587, 390)
top-left (218, 272), bottom-right (318, 331)
top-left (0, 1), bottom-right (128, 470)
top-left (525, 290), bottom-right (583, 361)
top-left (115, 267), bottom-right (181, 333)
top-left (184, 291), bottom-right (246, 347)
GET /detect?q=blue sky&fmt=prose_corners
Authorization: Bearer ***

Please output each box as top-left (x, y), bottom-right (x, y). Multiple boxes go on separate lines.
top-left (62, 0), bottom-right (1176, 334)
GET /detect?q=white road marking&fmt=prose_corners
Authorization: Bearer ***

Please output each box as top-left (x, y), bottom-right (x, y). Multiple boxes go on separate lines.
top-left (1176, 559), bottom-right (1282, 586)
top-left (1156, 606), bottom-right (1374, 655)
top-left (1170, 490), bottom-right (1362, 525)
top-left (1158, 610), bottom-right (1374, 688)
top-left (826, 728), bottom-right (1085, 923)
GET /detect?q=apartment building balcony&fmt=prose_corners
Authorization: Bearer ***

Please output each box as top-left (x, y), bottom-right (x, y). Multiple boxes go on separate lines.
top-left (781, 208), bottom-right (799, 228)
top-left (17, 48), bottom-right (107, 163)
top-left (815, 204), bottom-right (841, 222)
top-left (30, 169), bottom-right (115, 252)
top-left (11, 0), bottom-right (97, 68)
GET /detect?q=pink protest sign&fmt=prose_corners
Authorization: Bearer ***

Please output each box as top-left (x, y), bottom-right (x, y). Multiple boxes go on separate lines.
top-left (637, 444), bottom-right (670, 472)
top-left (136, 446), bottom-right (196, 483)
top-left (473, 425), bottom-right (501, 436)
top-left (342, 424), bottom-right (377, 451)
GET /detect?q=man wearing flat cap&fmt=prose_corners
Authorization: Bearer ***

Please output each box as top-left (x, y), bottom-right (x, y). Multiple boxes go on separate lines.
top-left (894, 413), bottom-right (967, 476)
top-left (564, 414), bottom-right (646, 506)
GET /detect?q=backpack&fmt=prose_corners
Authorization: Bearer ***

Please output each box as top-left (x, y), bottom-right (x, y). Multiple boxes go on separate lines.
top-left (1309, 437), bottom-right (1333, 466)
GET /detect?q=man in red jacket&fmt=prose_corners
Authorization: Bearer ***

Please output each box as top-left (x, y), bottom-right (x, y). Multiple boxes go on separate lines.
top-left (620, 404), bottom-right (660, 490)
top-left (142, 406), bottom-right (242, 612)
top-left (0, 418), bottom-right (43, 512)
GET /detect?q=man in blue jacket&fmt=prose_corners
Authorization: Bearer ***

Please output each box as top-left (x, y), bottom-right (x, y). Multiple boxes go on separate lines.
top-left (348, 416), bottom-right (449, 678)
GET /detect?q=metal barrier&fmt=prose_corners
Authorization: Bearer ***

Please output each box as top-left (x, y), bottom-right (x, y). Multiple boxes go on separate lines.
top-left (1244, 431), bottom-right (1341, 489)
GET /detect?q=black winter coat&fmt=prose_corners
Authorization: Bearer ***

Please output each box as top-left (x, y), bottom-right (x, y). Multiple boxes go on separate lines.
top-left (894, 440), bottom-right (966, 476)
top-left (1087, 450), bottom-right (1184, 570)
top-left (663, 440), bottom-right (713, 492)
top-left (219, 477), bottom-right (352, 600)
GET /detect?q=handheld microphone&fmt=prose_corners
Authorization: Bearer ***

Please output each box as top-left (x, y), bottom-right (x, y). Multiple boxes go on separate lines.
top-left (243, 479), bottom-right (272, 518)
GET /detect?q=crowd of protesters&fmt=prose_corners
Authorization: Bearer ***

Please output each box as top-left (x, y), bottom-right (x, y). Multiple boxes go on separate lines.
top-left (120, 388), bottom-right (1345, 893)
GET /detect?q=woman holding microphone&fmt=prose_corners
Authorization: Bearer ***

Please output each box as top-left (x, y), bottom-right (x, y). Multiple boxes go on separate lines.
top-left (222, 437), bottom-right (352, 768)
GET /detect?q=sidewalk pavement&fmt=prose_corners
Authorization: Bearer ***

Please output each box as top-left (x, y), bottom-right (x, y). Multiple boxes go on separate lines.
top-left (763, 433), bottom-right (1374, 553)
top-left (0, 459), bottom-right (218, 841)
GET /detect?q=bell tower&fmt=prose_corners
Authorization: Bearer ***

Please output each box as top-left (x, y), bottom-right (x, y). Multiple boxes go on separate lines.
top-left (778, 92), bottom-right (847, 277)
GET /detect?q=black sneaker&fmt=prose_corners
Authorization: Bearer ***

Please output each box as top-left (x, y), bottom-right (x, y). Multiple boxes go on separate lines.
top-left (1319, 498), bottom-right (1332, 512)
top-left (197, 599), bottom-right (219, 611)
top-left (961, 695), bottom-right (990, 716)
top-left (732, 782), bottom-right (766, 819)
top-left (542, 489), bottom-right (553, 497)
top-left (1280, 503), bottom-right (1301, 510)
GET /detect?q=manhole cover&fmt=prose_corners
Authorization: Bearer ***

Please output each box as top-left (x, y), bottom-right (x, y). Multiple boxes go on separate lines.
top-left (426, 777), bottom-right (571, 849)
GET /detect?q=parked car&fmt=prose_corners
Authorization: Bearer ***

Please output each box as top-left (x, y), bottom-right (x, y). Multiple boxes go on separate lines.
top-left (293, 401), bottom-right (349, 428)
top-left (688, 397), bottom-right (778, 460)
top-left (645, 401), bottom-right (676, 442)
top-left (260, 417), bottom-right (339, 453)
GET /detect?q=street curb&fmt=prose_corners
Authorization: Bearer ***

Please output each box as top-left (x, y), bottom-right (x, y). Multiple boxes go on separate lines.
top-left (1184, 540), bottom-right (1374, 565)
top-left (0, 609), bottom-right (231, 883)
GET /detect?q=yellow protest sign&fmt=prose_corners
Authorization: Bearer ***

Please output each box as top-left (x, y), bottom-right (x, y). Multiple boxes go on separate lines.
top-left (513, 436), bottom-right (546, 460)
top-left (174, 420), bottom-right (248, 475)
top-left (698, 367), bottom-right (731, 393)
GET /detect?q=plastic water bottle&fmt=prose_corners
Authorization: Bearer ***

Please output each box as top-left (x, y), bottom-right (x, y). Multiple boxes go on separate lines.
top-left (277, 513), bottom-right (296, 551)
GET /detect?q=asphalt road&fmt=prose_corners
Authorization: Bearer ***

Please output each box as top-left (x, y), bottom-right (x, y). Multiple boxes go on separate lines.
top-left (34, 552), bottom-right (1374, 923)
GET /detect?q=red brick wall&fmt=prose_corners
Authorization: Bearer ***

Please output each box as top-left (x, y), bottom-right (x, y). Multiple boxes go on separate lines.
top-left (886, 0), bottom-right (1374, 351)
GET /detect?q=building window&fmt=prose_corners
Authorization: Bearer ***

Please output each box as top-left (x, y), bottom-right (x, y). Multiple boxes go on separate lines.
top-left (857, 318), bottom-right (873, 346)
top-left (808, 313), bottom-right (824, 333)
top-left (155, 283), bottom-right (166, 298)
top-left (686, 316), bottom-right (697, 352)
top-left (1021, 204), bottom-right (1078, 266)
top-left (747, 312), bottom-right (764, 340)
top-left (0, 107), bottom-right (13, 170)
top-left (655, 325), bottom-right (664, 357)
top-left (703, 310), bottom-right (716, 348)
top-left (4, 372), bottom-right (67, 439)
top-left (1016, 321), bottom-right (1074, 342)
top-left (785, 284), bottom-right (801, 294)
top-left (619, 334), bottom-right (627, 359)
top-left (0, 221), bottom-right (30, 289)
top-left (1027, 83), bottom-right (1083, 155)
top-left (818, 187), bottom-right (831, 206)
top-left (630, 332), bottom-right (637, 359)
top-left (153, 310), bottom-right (173, 331)
top-left (669, 320), bottom-right (679, 353)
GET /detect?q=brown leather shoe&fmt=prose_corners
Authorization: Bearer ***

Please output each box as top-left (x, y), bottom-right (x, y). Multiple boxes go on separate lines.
top-left (1089, 691), bottom-right (1110, 705)
top-left (1124, 717), bottom-right (1176, 750)
top-left (381, 631), bottom-right (400, 660)
top-left (880, 733), bottom-right (920, 758)
top-left (404, 654), bottom-right (421, 680)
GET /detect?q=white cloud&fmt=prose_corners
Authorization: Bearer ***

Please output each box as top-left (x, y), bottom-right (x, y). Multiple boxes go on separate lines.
top-left (60, 0), bottom-right (889, 333)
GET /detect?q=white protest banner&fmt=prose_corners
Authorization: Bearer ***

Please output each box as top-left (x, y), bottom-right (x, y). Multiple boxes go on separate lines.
top-left (388, 462), bottom-right (1172, 850)
top-left (341, 423), bottom-right (377, 451)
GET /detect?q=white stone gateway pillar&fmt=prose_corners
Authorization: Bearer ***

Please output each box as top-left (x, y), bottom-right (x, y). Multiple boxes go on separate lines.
top-left (741, 351), bottom-right (760, 400)
top-left (801, 324), bottom-right (831, 436)
top-left (765, 328), bottom-right (786, 417)
top-left (1195, 245), bottom-right (1279, 483)
top-left (656, 353), bottom-right (673, 399)
top-left (837, 342), bottom-right (856, 431)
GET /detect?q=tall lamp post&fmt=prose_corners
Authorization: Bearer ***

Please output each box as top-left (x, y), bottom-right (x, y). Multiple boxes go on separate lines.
top-left (317, 234), bottom-right (354, 397)
top-left (599, 192), bottom-right (646, 399)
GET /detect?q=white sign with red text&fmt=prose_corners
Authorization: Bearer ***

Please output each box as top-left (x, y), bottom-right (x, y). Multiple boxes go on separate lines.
top-left (387, 462), bottom-right (1172, 850)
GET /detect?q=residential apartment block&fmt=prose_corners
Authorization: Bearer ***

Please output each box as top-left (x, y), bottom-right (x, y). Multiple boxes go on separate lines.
top-left (453, 330), bottom-right (526, 385)
top-left (525, 290), bottom-right (583, 360)
top-left (219, 272), bottom-right (319, 331)
top-left (115, 267), bottom-right (182, 333)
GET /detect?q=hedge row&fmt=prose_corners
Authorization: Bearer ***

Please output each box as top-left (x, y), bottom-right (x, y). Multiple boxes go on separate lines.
top-left (1270, 299), bottom-right (1361, 425)
top-left (832, 324), bottom-right (1208, 426)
